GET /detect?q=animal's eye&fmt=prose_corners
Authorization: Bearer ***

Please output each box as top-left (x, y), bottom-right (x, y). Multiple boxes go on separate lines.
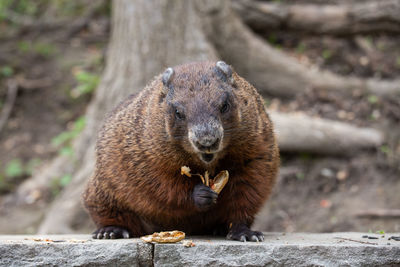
top-left (175, 109), bottom-right (185, 120)
top-left (220, 101), bottom-right (230, 114)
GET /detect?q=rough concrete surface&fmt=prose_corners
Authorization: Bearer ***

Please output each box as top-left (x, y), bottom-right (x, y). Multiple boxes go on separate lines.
top-left (0, 232), bottom-right (399, 267)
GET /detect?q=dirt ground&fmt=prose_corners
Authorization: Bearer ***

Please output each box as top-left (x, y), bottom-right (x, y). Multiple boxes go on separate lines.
top-left (0, 2), bottom-right (399, 234)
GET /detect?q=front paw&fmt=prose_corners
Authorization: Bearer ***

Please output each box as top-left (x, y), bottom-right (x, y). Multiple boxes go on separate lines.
top-left (193, 183), bottom-right (218, 211)
top-left (227, 223), bottom-right (264, 242)
top-left (92, 226), bottom-right (130, 239)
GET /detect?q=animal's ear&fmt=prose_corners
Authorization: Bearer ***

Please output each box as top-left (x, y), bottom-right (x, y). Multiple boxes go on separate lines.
top-left (216, 61), bottom-right (235, 86)
top-left (162, 67), bottom-right (174, 88)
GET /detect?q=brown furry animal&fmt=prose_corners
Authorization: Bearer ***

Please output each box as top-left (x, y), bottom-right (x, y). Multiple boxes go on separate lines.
top-left (83, 61), bottom-right (279, 241)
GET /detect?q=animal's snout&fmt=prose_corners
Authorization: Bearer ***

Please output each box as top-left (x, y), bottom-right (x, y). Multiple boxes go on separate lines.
top-left (189, 121), bottom-right (223, 153)
top-left (194, 137), bottom-right (220, 152)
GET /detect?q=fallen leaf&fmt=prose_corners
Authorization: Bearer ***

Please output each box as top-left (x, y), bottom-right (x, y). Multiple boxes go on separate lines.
top-left (320, 199), bottom-right (332, 208)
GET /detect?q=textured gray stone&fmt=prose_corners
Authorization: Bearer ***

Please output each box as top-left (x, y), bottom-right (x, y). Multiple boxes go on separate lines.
top-left (1, 233), bottom-right (399, 267)
top-left (0, 235), bottom-right (152, 267)
top-left (154, 233), bottom-right (400, 267)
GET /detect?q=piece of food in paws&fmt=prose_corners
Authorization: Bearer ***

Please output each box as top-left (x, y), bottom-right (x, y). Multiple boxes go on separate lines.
top-left (210, 170), bottom-right (229, 194)
top-left (180, 166), bottom-right (191, 177)
top-left (181, 166), bottom-right (229, 194)
top-left (181, 166), bottom-right (205, 184)
top-left (205, 171), bottom-right (210, 186)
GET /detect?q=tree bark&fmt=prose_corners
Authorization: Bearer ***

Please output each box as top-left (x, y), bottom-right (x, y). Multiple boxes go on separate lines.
top-left (233, 0), bottom-right (400, 35)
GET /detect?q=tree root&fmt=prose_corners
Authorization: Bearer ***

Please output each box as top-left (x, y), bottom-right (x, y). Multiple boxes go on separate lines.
top-left (200, 0), bottom-right (400, 98)
top-left (271, 111), bottom-right (384, 155)
top-left (233, 0), bottom-right (400, 35)
top-left (355, 209), bottom-right (400, 219)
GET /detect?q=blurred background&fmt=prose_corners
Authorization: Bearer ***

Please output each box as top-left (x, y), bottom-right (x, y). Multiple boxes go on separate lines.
top-left (0, 0), bottom-right (399, 235)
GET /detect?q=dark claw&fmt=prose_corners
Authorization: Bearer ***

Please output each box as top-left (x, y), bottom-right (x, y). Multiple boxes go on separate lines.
top-left (122, 230), bottom-right (130, 239)
top-left (92, 226), bottom-right (130, 239)
top-left (250, 235), bottom-right (259, 242)
top-left (226, 223), bottom-right (264, 242)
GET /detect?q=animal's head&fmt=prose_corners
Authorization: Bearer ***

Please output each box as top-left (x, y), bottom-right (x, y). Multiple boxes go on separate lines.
top-left (162, 61), bottom-right (241, 164)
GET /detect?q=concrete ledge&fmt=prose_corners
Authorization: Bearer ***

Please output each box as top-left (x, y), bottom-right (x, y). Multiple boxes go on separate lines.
top-left (1, 233), bottom-right (399, 266)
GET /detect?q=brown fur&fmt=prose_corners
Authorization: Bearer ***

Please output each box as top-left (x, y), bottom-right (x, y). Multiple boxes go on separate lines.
top-left (82, 61), bottom-right (279, 236)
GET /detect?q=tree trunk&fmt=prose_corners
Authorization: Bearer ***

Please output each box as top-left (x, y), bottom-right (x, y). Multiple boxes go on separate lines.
top-left (0, 0), bottom-right (386, 234)
top-left (37, 0), bottom-right (217, 234)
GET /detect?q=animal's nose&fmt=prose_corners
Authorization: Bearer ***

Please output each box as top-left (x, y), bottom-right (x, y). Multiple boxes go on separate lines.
top-left (189, 119), bottom-right (223, 152)
top-left (195, 137), bottom-right (220, 152)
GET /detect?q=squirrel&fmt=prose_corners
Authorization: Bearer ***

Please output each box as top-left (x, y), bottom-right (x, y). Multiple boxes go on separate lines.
top-left (82, 61), bottom-right (279, 242)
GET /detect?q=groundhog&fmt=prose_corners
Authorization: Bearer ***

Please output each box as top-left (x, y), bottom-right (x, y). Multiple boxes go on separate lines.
top-left (83, 61), bottom-right (279, 242)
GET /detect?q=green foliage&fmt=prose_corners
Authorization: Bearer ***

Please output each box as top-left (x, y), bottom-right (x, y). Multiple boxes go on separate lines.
top-left (4, 158), bottom-right (41, 178)
top-left (300, 152), bottom-right (312, 161)
top-left (268, 33), bottom-right (277, 45)
top-left (25, 158), bottom-right (42, 176)
top-left (70, 71), bottom-right (100, 98)
top-left (60, 174), bottom-right (72, 187)
top-left (376, 230), bottom-right (385, 235)
top-left (322, 49), bottom-right (332, 60)
top-left (5, 159), bottom-right (24, 178)
top-left (59, 146), bottom-right (74, 157)
top-left (296, 43), bottom-right (306, 54)
top-left (0, 174), bottom-right (5, 189)
top-left (0, 158), bottom-right (41, 192)
top-left (33, 42), bottom-right (57, 57)
top-left (52, 132), bottom-right (73, 147)
top-left (14, 0), bottom-right (39, 16)
top-left (51, 0), bottom-right (88, 16)
top-left (0, 66), bottom-right (14, 77)
top-left (0, 0), bottom-right (43, 22)
top-left (367, 95), bottom-right (378, 104)
top-left (51, 116), bottom-right (86, 156)
top-left (17, 41), bottom-right (30, 52)
top-left (296, 172), bottom-right (305, 180)
top-left (365, 36), bottom-right (373, 46)
top-left (17, 41), bottom-right (57, 57)
top-left (51, 174), bottom-right (72, 196)
top-left (380, 145), bottom-right (391, 155)
top-left (0, 0), bottom-right (12, 21)
top-left (376, 41), bottom-right (385, 51)
top-left (0, 0), bottom-right (89, 23)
